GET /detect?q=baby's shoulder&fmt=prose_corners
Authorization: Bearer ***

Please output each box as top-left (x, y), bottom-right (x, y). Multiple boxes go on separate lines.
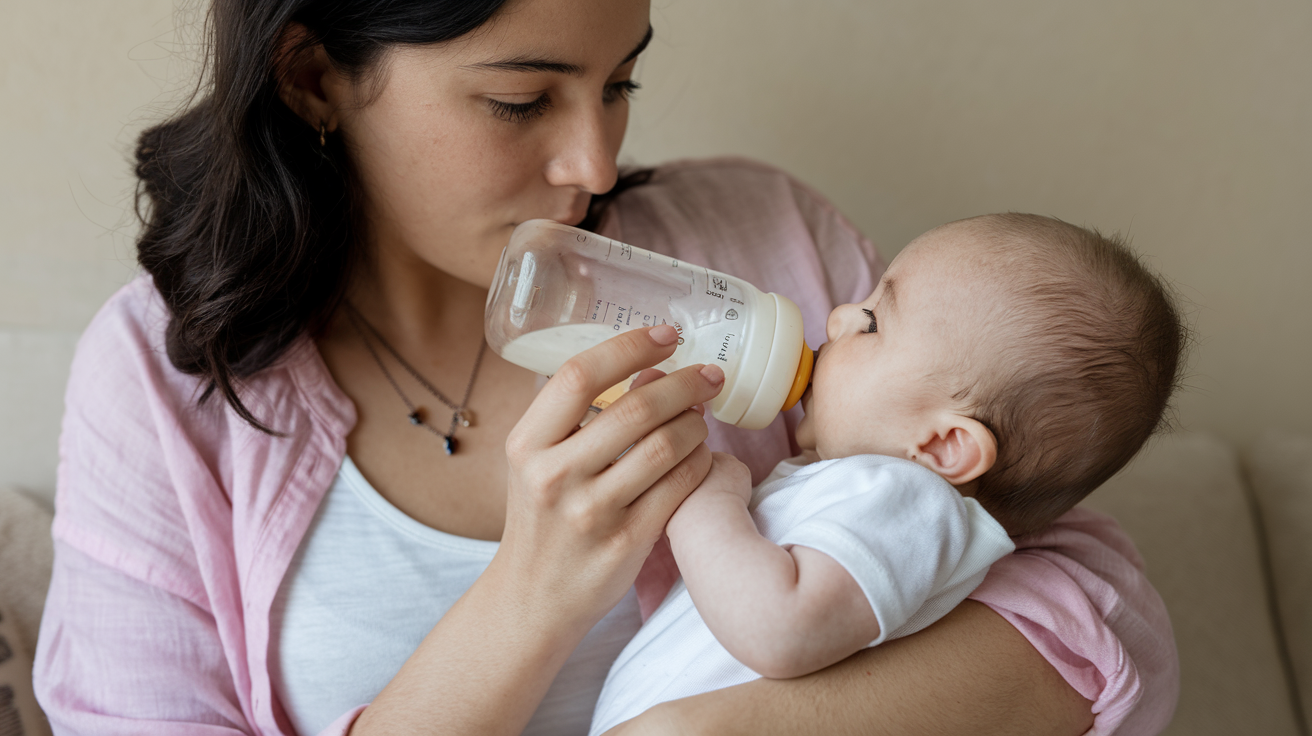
top-left (792, 453), bottom-right (948, 487)
top-left (752, 454), bottom-right (953, 511)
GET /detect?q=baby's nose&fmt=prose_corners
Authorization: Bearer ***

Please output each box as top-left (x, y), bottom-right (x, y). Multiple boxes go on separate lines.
top-left (825, 303), bottom-right (863, 341)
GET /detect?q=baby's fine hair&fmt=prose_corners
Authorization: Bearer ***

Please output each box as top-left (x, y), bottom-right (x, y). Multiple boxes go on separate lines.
top-left (951, 213), bottom-right (1186, 536)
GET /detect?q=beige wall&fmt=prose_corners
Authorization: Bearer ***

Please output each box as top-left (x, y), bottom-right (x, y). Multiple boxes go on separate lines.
top-left (3, 0), bottom-right (1310, 502)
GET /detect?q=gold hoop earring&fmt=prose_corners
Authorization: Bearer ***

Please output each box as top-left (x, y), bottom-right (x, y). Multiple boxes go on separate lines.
top-left (319, 122), bottom-right (327, 147)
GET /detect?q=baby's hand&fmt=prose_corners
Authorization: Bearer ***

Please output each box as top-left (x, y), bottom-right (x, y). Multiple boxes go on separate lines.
top-left (668, 451), bottom-right (753, 536)
top-left (699, 451), bottom-right (753, 504)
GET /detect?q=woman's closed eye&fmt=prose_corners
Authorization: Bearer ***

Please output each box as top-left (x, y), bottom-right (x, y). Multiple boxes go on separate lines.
top-left (862, 308), bottom-right (878, 333)
top-left (487, 81), bottom-right (640, 124)
top-left (487, 94), bottom-right (553, 124)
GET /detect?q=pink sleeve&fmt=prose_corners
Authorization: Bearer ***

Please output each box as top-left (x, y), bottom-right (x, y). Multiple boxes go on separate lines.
top-left (33, 279), bottom-right (363, 736)
top-left (37, 542), bottom-right (253, 735)
top-left (969, 507), bottom-right (1179, 735)
top-left (38, 546), bottom-right (366, 736)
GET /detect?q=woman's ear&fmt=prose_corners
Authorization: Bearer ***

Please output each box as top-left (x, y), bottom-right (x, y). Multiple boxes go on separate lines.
top-left (912, 416), bottom-right (997, 486)
top-left (273, 22), bottom-right (347, 131)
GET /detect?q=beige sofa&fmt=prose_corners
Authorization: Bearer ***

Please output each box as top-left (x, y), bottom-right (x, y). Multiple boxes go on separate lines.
top-left (1, 431), bottom-right (1309, 735)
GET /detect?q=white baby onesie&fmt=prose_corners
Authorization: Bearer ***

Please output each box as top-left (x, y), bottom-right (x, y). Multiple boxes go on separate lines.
top-left (588, 454), bottom-right (1016, 736)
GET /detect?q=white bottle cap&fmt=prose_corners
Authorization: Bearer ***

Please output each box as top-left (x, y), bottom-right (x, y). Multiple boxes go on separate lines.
top-left (711, 293), bottom-right (808, 430)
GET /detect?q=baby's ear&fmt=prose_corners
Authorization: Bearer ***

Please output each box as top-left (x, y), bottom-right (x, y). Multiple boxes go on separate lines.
top-left (913, 416), bottom-right (997, 486)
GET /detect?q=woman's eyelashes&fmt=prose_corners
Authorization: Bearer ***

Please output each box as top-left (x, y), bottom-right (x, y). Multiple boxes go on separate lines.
top-left (487, 94), bottom-right (553, 124)
top-left (862, 308), bottom-right (878, 333)
top-left (603, 79), bottom-right (641, 104)
top-left (487, 80), bottom-right (640, 123)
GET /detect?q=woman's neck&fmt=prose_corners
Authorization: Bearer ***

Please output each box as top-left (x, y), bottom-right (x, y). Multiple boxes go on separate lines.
top-left (348, 241), bottom-right (489, 357)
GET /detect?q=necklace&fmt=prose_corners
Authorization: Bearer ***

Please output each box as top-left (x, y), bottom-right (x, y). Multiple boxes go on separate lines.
top-left (344, 302), bottom-right (487, 455)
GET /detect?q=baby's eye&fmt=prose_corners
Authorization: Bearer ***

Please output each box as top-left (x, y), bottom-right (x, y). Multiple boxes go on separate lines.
top-left (862, 308), bottom-right (878, 333)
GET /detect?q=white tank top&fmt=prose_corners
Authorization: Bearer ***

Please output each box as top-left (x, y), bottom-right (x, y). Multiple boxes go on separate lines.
top-left (271, 457), bottom-right (642, 736)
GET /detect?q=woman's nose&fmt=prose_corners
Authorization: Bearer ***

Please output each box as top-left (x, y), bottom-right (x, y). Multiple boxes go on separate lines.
top-left (825, 303), bottom-right (864, 342)
top-left (544, 104), bottom-right (620, 195)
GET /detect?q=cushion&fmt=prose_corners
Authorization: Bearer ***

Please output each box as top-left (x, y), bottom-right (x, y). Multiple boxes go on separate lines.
top-left (0, 487), bottom-right (53, 736)
top-left (0, 604), bottom-right (50, 736)
top-left (0, 488), bottom-right (53, 657)
top-left (1079, 432), bottom-right (1301, 735)
top-left (1243, 432), bottom-right (1312, 724)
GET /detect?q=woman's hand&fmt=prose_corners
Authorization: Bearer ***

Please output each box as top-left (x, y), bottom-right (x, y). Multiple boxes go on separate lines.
top-left (353, 325), bottom-right (724, 736)
top-left (496, 324), bottom-right (726, 632)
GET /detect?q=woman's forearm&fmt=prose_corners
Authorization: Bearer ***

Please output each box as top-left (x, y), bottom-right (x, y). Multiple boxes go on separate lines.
top-left (349, 555), bottom-right (595, 736)
top-left (608, 601), bottom-right (1093, 736)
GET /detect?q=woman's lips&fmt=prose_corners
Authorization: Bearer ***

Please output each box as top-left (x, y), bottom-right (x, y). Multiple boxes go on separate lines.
top-left (512, 205), bottom-right (589, 229)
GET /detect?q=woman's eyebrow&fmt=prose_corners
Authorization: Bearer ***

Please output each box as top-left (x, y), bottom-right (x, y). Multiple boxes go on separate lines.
top-left (463, 25), bottom-right (653, 76)
top-left (621, 25), bottom-right (654, 65)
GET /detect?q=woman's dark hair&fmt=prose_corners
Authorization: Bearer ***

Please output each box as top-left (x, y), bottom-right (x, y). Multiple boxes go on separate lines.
top-left (134, 0), bottom-right (650, 431)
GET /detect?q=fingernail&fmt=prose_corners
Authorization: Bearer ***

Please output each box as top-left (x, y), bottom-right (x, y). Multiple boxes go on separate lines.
top-left (700, 364), bottom-right (724, 386)
top-left (650, 325), bottom-right (679, 345)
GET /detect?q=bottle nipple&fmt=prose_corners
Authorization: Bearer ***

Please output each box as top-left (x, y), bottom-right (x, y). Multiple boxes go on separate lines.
top-left (781, 346), bottom-right (814, 411)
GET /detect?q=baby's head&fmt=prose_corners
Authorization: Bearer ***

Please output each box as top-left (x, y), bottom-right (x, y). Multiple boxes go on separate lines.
top-left (795, 213), bottom-right (1185, 536)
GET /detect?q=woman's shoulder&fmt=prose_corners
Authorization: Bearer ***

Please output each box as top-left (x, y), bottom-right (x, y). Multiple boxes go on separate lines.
top-left (72, 273), bottom-right (346, 431)
top-left (609, 157), bottom-right (876, 269)
top-left (58, 274), bottom-right (351, 588)
top-left (75, 273), bottom-right (172, 368)
top-left (970, 506), bottom-right (1179, 736)
top-left (64, 275), bottom-right (202, 439)
top-left (56, 275), bottom-right (207, 589)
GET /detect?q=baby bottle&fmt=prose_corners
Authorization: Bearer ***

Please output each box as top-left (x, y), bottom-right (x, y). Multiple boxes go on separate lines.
top-left (484, 219), bottom-right (813, 430)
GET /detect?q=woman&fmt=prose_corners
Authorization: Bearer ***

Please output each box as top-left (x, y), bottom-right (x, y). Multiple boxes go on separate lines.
top-left (34, 0), bottom-right (1178, 733)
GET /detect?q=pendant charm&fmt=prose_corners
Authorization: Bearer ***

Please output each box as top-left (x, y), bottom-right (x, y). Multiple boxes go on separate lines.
top-left (408, 409), bottom-right (423, 426)
top-left (443, 435), bottom-right (457, 455)
top-left (457, 410), bottom-right (474, 428)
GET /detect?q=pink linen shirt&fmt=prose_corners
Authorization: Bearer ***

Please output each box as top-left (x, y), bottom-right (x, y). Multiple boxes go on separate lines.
top-left (35, 158), bottom-right (1177, 735)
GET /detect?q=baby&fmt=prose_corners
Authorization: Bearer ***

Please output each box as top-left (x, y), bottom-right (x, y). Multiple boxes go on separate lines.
top-left (588, 213), bottom-right (1185, 735)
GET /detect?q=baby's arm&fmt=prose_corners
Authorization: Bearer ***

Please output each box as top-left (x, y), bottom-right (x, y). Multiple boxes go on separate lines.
top-left (665, 453), bottom-right (881, 679)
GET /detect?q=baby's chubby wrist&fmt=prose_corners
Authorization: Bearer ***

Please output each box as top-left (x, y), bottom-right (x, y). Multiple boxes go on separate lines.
top-left (668, 452), bottom-right (753, 537)
top-left (669, 481), bottom-right (746, 531)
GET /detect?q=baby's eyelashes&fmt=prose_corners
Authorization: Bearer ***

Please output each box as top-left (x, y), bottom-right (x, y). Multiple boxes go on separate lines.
top-left (862, 309), bottom-right (878, 333)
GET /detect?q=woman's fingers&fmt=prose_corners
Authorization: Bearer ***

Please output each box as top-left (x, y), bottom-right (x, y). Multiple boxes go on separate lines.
top-left (622, 441), bottom-right (714, 538)
top-left (630, 368), bottom-right (705, 416)
top-left (574, 363), bottom-right (723, 474)
top-left (596, 407), bottom-right (712, 506)
top-left (628, 367), bottom-right (666, 390)
top-left (511, 326), bottom-right (681, 450)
